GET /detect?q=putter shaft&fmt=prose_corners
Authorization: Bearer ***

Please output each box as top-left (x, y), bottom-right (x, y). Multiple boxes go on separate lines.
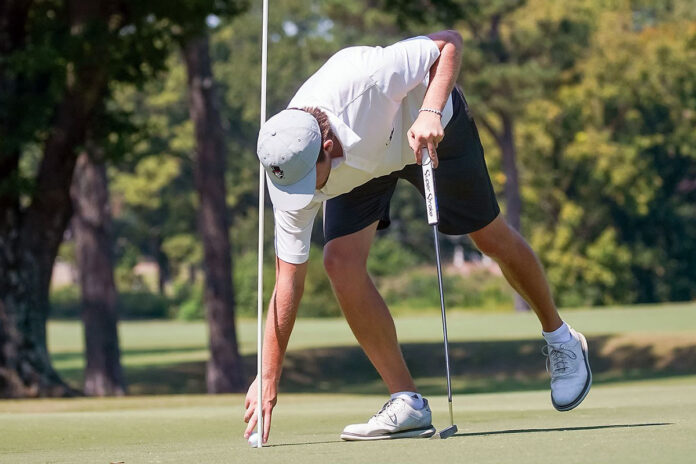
top-left (421, 149), bottom-right (457, 438)
top-left (433, 225), bottom-right (454, 427)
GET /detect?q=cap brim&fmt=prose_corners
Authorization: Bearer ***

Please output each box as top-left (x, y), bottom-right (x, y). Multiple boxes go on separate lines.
top-left (265, 165), bottom-right (316, 211)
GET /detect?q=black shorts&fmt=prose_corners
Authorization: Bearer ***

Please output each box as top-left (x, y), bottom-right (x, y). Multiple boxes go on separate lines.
top-left (324, 88), bottom-right (500, 242)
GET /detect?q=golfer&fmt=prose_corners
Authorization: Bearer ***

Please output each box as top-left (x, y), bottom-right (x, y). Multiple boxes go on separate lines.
top-left (244, 30), bottom-right (592, 443)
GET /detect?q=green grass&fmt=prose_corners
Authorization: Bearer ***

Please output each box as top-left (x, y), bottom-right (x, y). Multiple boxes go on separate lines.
top-left (4, 302), bottom-right (695, 462)
top-left (47, 302), bottom-right (696, 394)
top-left (2, 377), bottom-right (696, 463)
top-left (49, 301), bottom-right (696, 366)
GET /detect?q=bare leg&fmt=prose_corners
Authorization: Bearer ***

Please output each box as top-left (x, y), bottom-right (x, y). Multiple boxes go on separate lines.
top-left (469, 215), bottom-right (562, 332)
top-left (324, 222), bottom-right (417, 393)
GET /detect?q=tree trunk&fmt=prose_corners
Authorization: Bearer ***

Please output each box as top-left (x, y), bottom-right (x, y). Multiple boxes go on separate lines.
top-left (155, 237), bottom-right (169, 295)
top-left (500, 114), bottom-right (521, 231)
top-left (183, 35), bottom-right (245, 393)
top-left (0, 0), bottom-right (113, 397)
top-left (72, 147), bottom-right (126, 396)
top-left (500, 114), bottom-right (530, 312)
top-left (0, 85), bottom-right (107, 397)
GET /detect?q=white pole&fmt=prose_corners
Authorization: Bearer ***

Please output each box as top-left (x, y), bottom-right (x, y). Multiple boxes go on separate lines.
top-left (257, 0), bottom-right (269, 450)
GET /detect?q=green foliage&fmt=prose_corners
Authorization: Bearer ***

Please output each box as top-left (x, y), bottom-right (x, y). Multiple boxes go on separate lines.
top-left (521, 6), bottom-right (696, 305)
top-left (367, 236), bottom-right (420, 277)
top-left (233, 252), bottom-right (276, 317)
top-left (50, 286), bottom-right (170, 319)
top-left (56, 0), bottom-right (696, 315)
top-left (3, 0), bottom-right (249, 164)
top-left (109, 59), bottom-right (198, 283)
top-left (118, 292), bottom-right (172, 319)
top-left (235, 248), bottom-right (341, 318)
top-left (378, 267), bottom-right (514, 311)
top-left (173, 283), bottom-right (205, 321)
top-left (161, 234), bottom-right (202, 275)
top-left (49, 286), bottom-right (82, 319)
top-left (301, 248), bottom-right (341, 318)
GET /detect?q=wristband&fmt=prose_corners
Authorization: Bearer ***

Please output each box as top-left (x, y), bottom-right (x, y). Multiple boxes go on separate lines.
top-left (419, 107), bottom-right (442, 117)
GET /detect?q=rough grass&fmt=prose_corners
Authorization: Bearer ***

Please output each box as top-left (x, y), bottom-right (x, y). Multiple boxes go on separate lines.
top-left (2, 378), bottom-right (696, 463)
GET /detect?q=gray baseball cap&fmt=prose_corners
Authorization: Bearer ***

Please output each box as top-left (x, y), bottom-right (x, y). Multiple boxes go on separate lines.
top-left (257, 109), bottom-right (321, 211)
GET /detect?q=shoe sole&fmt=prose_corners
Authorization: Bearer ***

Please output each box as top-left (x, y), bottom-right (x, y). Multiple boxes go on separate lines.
top-left (340, 425), bottom-right (436, 441)
top-left (552, 331), bottom-right (593, 412)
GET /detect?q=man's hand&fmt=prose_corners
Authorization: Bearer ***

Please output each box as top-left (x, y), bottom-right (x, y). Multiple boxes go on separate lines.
top-left (243, 376), bottom-right (278, 444)
top-left (242, 258), bottom-right (306, 445)
top-left (408, 111), bottom-right (444, 168)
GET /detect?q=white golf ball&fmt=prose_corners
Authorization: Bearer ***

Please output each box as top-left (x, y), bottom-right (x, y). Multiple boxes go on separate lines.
top-left (247, 432), bottom-right (260, 447)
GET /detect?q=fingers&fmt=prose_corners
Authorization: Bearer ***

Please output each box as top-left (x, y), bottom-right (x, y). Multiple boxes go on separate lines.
top-left (244, 407), bottom-right (257, 438)
top-left (242, 377), bottom-right (275, 443)
top-left (415, 144), bottom-right (423, 164)
top-left (262, 405), bottom-right (273, 444)
top-left (243, 401), bottom-right (255, 424)
top-left (408, 128), bottom-right (443, 166)
top-left (408, 130), bottom-right (422, 164)
top-left (427, 141), bottom-right (438, 168)
top-left (412, 139), bottom-right (434, 165)
top-left (243, 378), bottom-right (257, 438)
top-left (243, 402), bottom-right (273, 443)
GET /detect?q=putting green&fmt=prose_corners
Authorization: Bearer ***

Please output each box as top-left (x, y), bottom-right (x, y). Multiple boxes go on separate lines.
top-left (2, 377), bottom-right (695, 463)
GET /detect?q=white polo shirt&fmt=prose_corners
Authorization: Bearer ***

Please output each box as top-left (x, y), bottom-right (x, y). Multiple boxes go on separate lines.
top-left (274, 36), bottom-right (453, 264)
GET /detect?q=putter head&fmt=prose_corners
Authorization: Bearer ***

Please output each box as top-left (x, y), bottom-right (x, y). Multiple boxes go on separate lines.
top-left (431, 424), bottom-right (458, 439)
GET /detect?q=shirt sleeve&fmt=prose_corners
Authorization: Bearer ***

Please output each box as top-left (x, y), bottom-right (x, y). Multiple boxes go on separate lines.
top-left (273, 203), bottom-right (321, 264)
top-left (370, 36), bottom-right (441, 103)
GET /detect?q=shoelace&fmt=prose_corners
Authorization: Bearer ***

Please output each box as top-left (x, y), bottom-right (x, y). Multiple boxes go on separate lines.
top-left (372, 398), bottom-right (404, 422)
top-left (542, 344), bottom-right (577, 377)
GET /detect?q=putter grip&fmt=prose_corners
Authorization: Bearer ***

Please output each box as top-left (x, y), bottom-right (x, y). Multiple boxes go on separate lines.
top-left (421, 148), bottom-right (439, 225)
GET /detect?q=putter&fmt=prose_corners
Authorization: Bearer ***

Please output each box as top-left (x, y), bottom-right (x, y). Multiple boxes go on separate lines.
top-left (420, 148), bottom-right (458, 440)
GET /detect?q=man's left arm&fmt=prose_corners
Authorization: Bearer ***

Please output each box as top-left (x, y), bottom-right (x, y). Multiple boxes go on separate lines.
top-left (407, 30), bottom-right (463, 167)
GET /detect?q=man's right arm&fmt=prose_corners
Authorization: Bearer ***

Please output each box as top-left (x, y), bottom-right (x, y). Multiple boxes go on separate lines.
top-left (244, 257), bottom-right (308, 444)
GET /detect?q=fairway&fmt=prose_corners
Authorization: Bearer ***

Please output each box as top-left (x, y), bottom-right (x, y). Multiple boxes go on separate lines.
top-left (47, 303), bottom-right (696, 395)
top-left (2, 378), bottom-right (695, 463)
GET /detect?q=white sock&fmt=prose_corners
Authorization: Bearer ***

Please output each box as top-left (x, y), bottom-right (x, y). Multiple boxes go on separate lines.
top-left (391, 391), bottom-right (424, 409)
top-left (543, 321), bottom-right (572, 345)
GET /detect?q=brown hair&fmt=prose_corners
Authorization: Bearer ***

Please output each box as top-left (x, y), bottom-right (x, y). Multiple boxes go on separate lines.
top-left (290, 107), bottom-right (332, 162)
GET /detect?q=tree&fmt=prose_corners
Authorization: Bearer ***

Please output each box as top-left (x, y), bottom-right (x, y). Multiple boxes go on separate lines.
top-left (72, 144), bottom-right (126, 396)
top-left (521, 5), bottom-right (696, 305)
top-left (183, 34), bottom-right (245, 392)
top-left (105, 0), bottom-right (345, 322)
top-left (0, 0), bottom-right (246, 397)
top-left (1, 0), bottom-right (125, 398)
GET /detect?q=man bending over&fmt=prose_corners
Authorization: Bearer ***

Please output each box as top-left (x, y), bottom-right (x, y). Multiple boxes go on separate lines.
top-left (244, 30), bottom-right (592, 443)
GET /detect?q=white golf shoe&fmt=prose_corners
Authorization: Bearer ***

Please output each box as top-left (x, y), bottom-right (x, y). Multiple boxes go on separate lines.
top-left (543, 327), bottom-right (592, 411)
top-left (340, 397), bottom-right (436, 441)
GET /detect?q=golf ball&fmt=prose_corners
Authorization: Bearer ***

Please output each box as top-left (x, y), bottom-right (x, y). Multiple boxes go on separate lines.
top-left (247, 432), bottom-right (260, 447)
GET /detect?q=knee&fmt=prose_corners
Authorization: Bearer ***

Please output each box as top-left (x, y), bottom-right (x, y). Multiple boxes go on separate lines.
top-left (472, 235), bottom-right (504, 260)
top-left (323, 242), bottom-right (368, 284)
top-left (470, 218), bottom-right (518, 260)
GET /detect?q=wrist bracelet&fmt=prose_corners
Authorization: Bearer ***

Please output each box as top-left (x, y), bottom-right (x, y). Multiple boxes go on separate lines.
top-left (419, 107), bottom-right (442, 117)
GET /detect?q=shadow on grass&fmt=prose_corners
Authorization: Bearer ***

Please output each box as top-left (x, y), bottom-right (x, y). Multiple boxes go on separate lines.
top-left (51, 345), bottom-right (208, 363)
top-left (265, 440), bottom-right (345, 448)
top-left (262, 423), bottom-right (673, 447)
top-left (274, 336), bottom-right (696, 396)
top-left (454, 422), bottom-right (673, 437)
top-left (54, 335), bottom-right (696, 395)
